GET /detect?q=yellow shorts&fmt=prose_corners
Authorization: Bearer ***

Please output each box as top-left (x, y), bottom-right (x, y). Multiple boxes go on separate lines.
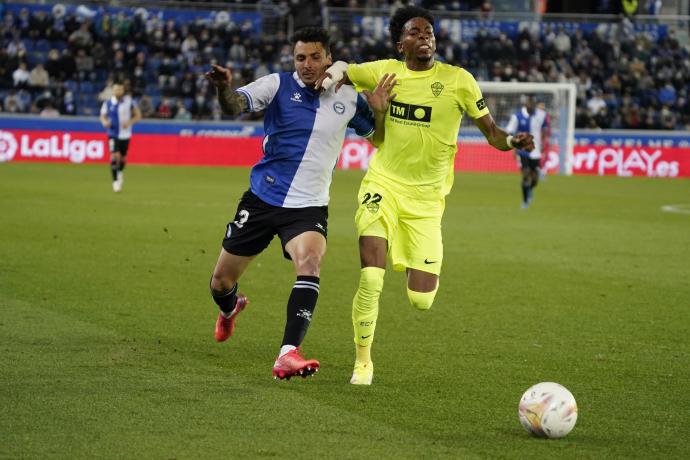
top-left (355, 174), bottom-right (444, 275)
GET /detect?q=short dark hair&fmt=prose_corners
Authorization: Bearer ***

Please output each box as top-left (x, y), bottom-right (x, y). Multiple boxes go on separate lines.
top-left (388, 6), bottom-right (434, 48)
top-left (290, 26), bottom-right (331, 54)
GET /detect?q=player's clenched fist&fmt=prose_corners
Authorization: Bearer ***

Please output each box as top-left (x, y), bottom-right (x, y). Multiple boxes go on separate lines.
top-left (513, 132), bottom-right (535, 152)
top-left (205, 64), bottom-right (233, 88)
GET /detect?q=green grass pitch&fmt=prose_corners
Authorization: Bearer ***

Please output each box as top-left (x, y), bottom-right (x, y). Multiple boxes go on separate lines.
top-left (1, 162), bottom-right (689, 459)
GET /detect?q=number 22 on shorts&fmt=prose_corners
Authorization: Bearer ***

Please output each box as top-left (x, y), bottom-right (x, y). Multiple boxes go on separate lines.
top-left (361, 192), bottom-right (382, 213)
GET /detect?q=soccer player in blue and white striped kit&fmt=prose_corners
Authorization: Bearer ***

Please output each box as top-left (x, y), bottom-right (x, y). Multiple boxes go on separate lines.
top-left (205, 27), bottom-right (396, 380)
top-left (99, 83), bottom-right (141, 193)
top-left (506, 95), bottom-right (549, 208)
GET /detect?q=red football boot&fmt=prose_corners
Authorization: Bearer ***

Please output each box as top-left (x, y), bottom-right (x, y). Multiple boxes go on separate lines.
top-left (214, 294), bottom-right (248, 342)
top-left (272, 347), bottom-right (320, 380)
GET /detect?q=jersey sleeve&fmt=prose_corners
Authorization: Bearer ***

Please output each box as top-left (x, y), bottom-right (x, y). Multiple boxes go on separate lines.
top-left (236, 73), bottom-right (280, 112)
top-left (347, 93), bottom-right (375, 138)
top-left (100, 101), bottom-right (107, 117)
top-left (347, 61), bottom-right (381, 92)
top-left (456, 68), bottom-right (490, 119)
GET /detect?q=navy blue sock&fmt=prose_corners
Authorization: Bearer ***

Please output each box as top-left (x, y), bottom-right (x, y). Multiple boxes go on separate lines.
top-left (521, 182), bottom-right (529, 203)
top-left (211, 282), bottom-right (238, 315)
top-left (111, 159), bottom-right (118, 181)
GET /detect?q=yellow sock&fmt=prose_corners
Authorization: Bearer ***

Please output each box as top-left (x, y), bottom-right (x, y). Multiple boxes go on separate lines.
top-left (355, 344), bottom-right (372, 364)
top-left (352, 267), bottom-right (385, 349)
top-left (407, 285), bottom-right (438, 311)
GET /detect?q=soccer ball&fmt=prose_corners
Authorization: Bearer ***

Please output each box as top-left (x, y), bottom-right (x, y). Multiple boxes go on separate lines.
top-left (518, 382), bottom-right (578, 439)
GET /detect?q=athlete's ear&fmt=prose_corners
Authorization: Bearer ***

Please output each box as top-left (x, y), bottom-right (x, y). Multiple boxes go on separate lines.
top-left (326, 54), bottom-right (332, 66)
top-left (396, 41), bottom-right (403, 55)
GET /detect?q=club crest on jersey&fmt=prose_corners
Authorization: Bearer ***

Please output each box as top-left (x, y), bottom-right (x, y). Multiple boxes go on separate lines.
top-left (431, 81), bottom-right (444, 97)
top-left (333, 101), bottom-right (345, 114)
top-left (291, 92), bottom-right (302, 102)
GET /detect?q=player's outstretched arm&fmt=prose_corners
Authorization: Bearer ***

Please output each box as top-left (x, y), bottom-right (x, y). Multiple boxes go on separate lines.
top-left (473, 114), bottom-right (535, 152)
top-left (315, 61), bottom-right (352, 92)
top-left (204, 64), bottom-right (247, 115)
top-left (362, 73), bottom-right (397, 147)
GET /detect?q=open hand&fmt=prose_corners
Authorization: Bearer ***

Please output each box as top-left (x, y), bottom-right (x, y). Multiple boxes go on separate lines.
top-left (362, 73), bottom-right (397, 115)
top-left (205, 64), bottom-right (233, 88)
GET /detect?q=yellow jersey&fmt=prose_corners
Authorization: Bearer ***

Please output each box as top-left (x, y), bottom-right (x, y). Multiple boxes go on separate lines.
top-left (347, 59), bottom-right (490, 198)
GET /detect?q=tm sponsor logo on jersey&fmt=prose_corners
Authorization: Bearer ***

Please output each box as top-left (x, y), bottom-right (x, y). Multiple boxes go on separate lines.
top-left (389, 100), bottom-right (432, 125)
top-left (0, 130), bottom-right (104, 163)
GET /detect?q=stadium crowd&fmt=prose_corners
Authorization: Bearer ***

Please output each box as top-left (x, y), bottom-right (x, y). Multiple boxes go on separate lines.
top-left (1, 2), bottom-right (688, 130)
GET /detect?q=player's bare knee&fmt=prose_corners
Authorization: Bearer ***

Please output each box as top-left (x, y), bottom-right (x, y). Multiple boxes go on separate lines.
top-left (407, 288), bottom-right (437, 311)
top-left (294, 251), bottom-right (323, 276)
top-left (210, 271), bottom-right (232, 294)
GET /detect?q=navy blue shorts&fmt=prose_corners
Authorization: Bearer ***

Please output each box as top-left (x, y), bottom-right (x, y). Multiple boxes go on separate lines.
top-left (222, 190), bottom-right (328, 260)
top-left (519, 156), bottom-right (540, 171)
top-left (108, 138), bottom-right (130, 156)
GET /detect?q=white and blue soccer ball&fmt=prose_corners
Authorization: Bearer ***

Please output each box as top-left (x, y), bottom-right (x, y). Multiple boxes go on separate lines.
top-left (518, 382), bottom-right (578, 439)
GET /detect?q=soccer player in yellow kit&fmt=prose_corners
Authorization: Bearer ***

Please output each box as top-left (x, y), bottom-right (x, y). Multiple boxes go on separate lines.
top-left (317, 6), bottom-right (535, 385)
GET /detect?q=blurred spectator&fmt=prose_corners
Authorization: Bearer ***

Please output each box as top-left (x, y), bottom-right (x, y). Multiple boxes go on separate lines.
top-left (68, 21), bottom-right (93, 50)
top-left (7, 34), bottom-right (27, 57)
top-left (587, 89), bottom-right (607, 116)
top-left (4, 90), bottom-right (26, 113)
top-left (40, 100), bottom-right (60, 117)
top-left (180, 30), bottom-right (199, 65)
top-left (155, 96), bottom-right (174, 118)
top-left (13, 62), bottom-right (30, 89)
top-left (228, 36), bottom-right (247, 63)
top-left (61, 91), bottom-right (77, 115)
top-left (57, 49), bottom-right (77, 81)
top-left (75, 49), bottom-right (95, 81)
top-left (174, 101), bottom-right (192, 120)
top-left (657, 81), bottom-right (676, 106)
top-left (138, 95), bottom-right (155, 118)
top-left (191, 92), bottom-right (211, 119)
top-left (28, 63), bottom-right (50, 92)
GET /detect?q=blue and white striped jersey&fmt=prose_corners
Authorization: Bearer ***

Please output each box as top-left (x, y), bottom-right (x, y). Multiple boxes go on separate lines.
top-left (237, 71), bottom-right (375, 208)
top-left (100, 95), bottom-right (138, 140)
top-left (506, 107), bottom-right (549, 159)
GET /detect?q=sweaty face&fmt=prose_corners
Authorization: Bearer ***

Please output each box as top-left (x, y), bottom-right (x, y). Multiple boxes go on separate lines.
top-left (398, 17), bottom-right (436, 62)
top-left (293, 41), bottom-right (332, 87)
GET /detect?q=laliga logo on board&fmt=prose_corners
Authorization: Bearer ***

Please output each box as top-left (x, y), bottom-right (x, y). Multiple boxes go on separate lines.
top-left (0, 130), bottom-right (18, 162)
top-left (0, 130), bottom-right (104, 163)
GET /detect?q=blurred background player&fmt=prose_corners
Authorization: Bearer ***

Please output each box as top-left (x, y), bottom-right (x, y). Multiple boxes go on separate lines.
top-left (506, 95), bottom-right (549, 208)
top-left (317, 6), bottom-right (534, 385)
top-left (99, 82), bottom-right (141, 193)
top-left (204, 27), bottom-right (395, 380)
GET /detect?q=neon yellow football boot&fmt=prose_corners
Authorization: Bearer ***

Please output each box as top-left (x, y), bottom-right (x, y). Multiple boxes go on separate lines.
top-left (350, 361), bottom-right (373, 385)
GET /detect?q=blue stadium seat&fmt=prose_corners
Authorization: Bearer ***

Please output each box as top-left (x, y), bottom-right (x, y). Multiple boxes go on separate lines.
top-left (146, 85), bottom-right (161, 96)
top-left (79, 81), bottom-right (94, 93)
top-left (35, 39), bottom-right (51, 52)
top-left (65, 80), bottom-right (78, 92)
